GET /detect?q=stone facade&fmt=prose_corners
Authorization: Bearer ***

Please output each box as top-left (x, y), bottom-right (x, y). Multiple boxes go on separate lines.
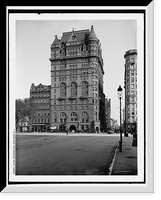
top-left (49, 26), bottom-right (105, 132)
top-left (124, 49), bottom-right (137, 133)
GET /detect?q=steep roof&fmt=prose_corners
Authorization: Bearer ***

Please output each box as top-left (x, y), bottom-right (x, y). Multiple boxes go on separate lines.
top-left (51, 35), bottom-right (60, 47)
top-left (88, 25), bottom-right (98, 41)
top-left (60, 29), bottom-right (89, 44)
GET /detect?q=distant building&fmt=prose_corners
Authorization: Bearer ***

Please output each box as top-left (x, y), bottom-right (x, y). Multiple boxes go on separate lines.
top-left (124, 49), bottom-right (137, 133)
top-left (110, 118), bottom-right (118, 131)
top-left (17, 116), bottom-right (31, 132)
top-left (30, 83), bottom-right (51, 132)
top-left (49, 25), bottom-right (105, 132)
top-left (105, 97), bottom-right (111, 131)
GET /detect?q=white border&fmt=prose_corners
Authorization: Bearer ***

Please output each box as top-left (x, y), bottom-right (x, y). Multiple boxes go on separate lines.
top-left (4, 3), bottom-right (153, 192)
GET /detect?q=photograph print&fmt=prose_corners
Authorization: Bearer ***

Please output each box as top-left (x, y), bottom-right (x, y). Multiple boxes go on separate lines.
top-left (7, 7), bottom-right (152, 191)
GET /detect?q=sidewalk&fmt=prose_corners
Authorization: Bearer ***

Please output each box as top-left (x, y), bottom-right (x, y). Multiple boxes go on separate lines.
top-left (111, 136), bottom-right (137, 175)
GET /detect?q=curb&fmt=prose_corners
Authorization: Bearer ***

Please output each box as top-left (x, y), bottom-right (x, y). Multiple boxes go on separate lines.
top-left (108, 143), bottom-right (119, 175)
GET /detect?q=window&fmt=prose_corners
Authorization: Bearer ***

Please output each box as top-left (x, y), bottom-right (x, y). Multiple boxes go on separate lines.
top-left (70, 82), bottom-right (77, 97)
top-left (127, 78), bottom-right (129, 83)
top-left (82, 81), bottom-right (88, 97)
top-left (60, 82), bottom-right (67, 97)
top-left (131, 90), bottom-right (134, 95)
top-left (131, 71), bottom-right (134, 76)
top-left (131, 84), bottom-right (134, 89)
top-left (127, 84), bottom-right (129, 90)
top-left (60, 112), bottom-right (67, 123)
top-left (131, 97), bottom-right (135, 102)
top-left (70, 112), bottom-right (77, 121)
top-left (131, 77), bottom-right (134, 82)
top-left (81, 112), bottom-right (89, 122)
top-left (53, 112), bottom-right (57, 122)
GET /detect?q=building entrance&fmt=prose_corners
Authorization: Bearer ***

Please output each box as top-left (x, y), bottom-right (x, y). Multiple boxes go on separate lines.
top-left (69, 125), bottom-right (76, 132)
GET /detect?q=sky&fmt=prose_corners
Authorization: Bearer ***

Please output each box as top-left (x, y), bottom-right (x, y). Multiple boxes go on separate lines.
top-left (16, 19), bottom-right (136, 123)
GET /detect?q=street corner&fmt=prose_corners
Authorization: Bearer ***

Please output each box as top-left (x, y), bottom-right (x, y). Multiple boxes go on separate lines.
top-left (111, 137), bottom-right (137, 175)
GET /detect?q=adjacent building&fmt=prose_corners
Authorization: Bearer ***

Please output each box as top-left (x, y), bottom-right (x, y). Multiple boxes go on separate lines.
top-left (49, 25), bottom-right (105, 132)
top-left (105, 97), bottom-right (111, 131)
top-left (17, 116), bottom-right (31, 132)
top-left (124, 49), bottom-right (137, 133)
top-left (30, 83), bottom-right (51, 132)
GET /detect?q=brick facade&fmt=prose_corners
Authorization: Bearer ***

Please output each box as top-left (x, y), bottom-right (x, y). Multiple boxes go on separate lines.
top-left (49, 26), bottom-right (105, 132)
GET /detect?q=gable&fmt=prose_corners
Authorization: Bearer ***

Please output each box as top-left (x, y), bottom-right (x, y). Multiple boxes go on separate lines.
top-left (66, 32), bottom-right (80, 45)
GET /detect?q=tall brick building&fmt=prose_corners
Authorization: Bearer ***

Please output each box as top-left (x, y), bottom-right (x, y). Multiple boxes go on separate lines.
top-left (124, 49), bottom-right (137, 133)
top-left (49, 25), bottom-right (105, 132)
top-left (30, 83), bottom-right (51, 132)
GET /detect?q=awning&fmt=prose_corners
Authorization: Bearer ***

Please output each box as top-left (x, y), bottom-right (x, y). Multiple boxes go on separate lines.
top-left (49, 126), bottom-right (58, 130)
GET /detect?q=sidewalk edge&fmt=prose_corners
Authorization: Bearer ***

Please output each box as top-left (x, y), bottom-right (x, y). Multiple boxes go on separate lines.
top-left (109, 143), bottom-right (119, 175)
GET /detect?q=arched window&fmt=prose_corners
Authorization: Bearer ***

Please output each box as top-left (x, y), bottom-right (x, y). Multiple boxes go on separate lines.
top-left (81, 112), bottom-right (89, 122)
top-left (70, 112), bottom-right (77, 121)
top-left (60, 112), bottom-right (67, 123)
top-left (60, 83), bottom-right (67, 97)
top-left (70, 82), bottom-right (77, 97)
top-left (82, 81), bottom-right (88, 97)
top-left (53, 112), bottom-right (57, 123)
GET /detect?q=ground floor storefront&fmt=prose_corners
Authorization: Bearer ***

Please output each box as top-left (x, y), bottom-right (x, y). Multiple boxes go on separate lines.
top-left (31, 123), bottom-right (50, 132)
top-left (50, 121), bottom-right (101, 133)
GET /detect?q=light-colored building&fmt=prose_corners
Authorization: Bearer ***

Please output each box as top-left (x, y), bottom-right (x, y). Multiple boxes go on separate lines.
top-left (110, 118), bottom-right (118, 131)
top-left (49, 25), bottom-right (105, 132)
top-left (17, 116), bottom-right (31, 132)
top-left (124, 49), bottom-right (137, 133)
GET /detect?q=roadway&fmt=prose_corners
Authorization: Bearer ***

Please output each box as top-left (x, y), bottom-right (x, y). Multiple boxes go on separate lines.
top-left (16, 134), bottom-right (120, 175)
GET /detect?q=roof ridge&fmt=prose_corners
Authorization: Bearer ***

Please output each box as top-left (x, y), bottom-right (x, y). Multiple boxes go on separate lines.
top-left (63, 29), bottom-right (89, 36)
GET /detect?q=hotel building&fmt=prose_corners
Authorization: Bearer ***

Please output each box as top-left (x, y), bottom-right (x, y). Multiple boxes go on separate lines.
top-left (49, 25), bottom-right (105, 132)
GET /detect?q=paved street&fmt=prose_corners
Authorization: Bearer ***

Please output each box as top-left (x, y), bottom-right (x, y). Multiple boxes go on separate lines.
top-left (16, 134), bottom-right (119, 175)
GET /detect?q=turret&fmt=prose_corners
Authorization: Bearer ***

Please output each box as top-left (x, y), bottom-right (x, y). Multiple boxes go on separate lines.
top-left (87, 25), bottom-right (99, 56)
top-left (88, 25), bottom-right (98, 42)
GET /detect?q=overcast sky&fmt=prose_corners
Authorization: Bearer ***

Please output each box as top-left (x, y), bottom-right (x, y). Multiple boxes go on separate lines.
top-left (16, 19), bottom-right (136, 123)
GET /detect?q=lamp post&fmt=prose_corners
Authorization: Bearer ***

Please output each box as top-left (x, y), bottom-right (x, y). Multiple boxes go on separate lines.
top-left (117, 85), bottom-right (123, 152)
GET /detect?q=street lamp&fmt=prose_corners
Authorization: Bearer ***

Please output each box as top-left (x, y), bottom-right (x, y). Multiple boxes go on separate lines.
top-left (117, 85), bottom-right (123, 152)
